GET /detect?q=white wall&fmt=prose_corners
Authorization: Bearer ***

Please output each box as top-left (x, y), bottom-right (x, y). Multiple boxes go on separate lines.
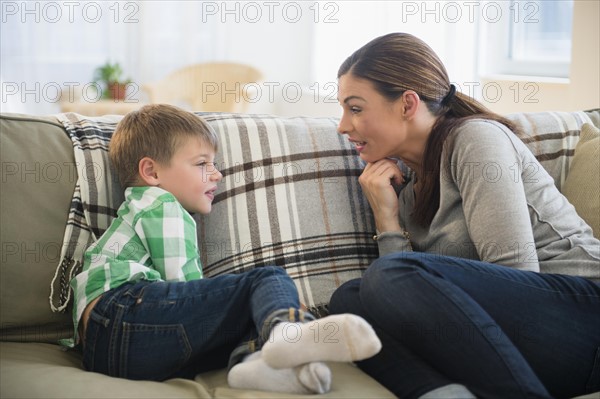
top-left (568, 0), bottom-right (600, 111)
top-left (2, 1), bottom-right (596, 116)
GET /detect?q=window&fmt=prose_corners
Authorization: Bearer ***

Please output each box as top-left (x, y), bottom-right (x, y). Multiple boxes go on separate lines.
top-left (480, 0), bottom-right (574, 78)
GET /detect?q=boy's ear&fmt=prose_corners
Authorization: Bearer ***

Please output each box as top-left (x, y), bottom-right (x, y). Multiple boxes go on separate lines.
top-left (138, 157), bottom-right (160, 186)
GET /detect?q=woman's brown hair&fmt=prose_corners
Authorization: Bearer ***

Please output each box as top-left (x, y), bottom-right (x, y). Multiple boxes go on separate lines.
top-left (338, 32), bottom-right (519, 226)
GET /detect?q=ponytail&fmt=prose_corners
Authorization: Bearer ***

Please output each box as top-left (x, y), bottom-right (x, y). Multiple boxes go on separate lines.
top-left (415, 91), bottom-right (520, 226)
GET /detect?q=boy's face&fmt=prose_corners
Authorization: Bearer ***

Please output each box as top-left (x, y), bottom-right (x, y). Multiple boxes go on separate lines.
top-left (155, 137), bottom-right (222, 214)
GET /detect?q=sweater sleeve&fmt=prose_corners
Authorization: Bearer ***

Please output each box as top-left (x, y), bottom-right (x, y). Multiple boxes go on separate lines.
top-left (448, 121), bottom-right (539, 271)
top-left (376, 231), bottom-right (413, 257)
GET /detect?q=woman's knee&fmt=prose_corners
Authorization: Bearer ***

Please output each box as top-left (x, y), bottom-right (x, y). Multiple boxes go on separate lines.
top-left (249, 265), bottom-right (289, 279)
top-left (361, 252), bottom-right (436, 306)
top-left (364, 252), bottom-right (425, 285)
top-left (329, 278), bottom-right (362, 315)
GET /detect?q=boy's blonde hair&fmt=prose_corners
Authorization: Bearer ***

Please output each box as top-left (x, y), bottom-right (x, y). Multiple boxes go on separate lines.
top-left (109, 104), bottom-right (218, 187)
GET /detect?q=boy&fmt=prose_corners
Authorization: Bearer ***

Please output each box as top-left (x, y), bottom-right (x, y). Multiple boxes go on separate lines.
top-left (70, 104), bottom-right (381, 394)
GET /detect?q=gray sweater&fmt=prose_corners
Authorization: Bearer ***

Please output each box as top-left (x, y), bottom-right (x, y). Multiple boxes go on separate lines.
top-left (377, 119), bottom-right (600, 281)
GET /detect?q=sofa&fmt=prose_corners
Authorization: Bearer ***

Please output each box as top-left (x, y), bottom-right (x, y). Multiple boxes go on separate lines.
top-left (1, 108), bottom-right (599, 399)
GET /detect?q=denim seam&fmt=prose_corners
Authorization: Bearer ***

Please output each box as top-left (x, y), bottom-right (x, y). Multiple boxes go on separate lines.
top-left (585, 347), bottom-right (600, 392)
top-left (84, 318), bottom-right (98, 371)
top-left (109, 304), bottom-right (125, 377)
top-left (434, 260), bottom-right (600, 297)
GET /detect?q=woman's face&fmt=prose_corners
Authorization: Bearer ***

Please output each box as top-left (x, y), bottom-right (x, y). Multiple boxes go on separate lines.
top-left (337, 74), bottom-right (407, 163)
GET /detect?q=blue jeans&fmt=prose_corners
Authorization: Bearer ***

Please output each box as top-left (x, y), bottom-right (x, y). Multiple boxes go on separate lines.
top-left (82, 266), bottom-right (312, 381)
top-left (329, 252), bottom-right (600, 399)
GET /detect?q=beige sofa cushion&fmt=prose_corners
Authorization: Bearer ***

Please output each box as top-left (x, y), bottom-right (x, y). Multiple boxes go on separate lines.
top-left (562, 123), bottom-right (600, 238)
top-left (0, 342), bottom-right (395, 398)
top-left (0, 114), bottom-right (75, 342)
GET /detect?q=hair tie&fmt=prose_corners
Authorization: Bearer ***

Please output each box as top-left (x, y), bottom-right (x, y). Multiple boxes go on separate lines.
top-left (441, 84), bottom-right (456, 105)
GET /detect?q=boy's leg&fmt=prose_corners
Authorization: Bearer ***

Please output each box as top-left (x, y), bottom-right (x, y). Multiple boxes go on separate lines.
top-left (227, 352), bottom-right (332, 394)
top-left (225, 265), bottom-right (381, 369)
top-left (83, 267), bottom-right (307, 381)
top-left (227, 266), bottom-right (381, 393)
top-left (260, 313), bottom-right (382, 368)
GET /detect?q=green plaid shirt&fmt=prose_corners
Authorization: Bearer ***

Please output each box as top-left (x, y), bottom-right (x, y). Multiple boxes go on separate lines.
top-left (65, 186), bottom-right (203, 347)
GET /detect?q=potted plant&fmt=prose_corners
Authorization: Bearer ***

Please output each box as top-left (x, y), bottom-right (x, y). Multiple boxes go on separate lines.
top-left (93, 61), bottom-right (131, 100)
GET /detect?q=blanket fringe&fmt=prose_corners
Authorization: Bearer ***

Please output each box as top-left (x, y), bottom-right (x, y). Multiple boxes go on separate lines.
top-left (49, 257), bottom-right (82, 313)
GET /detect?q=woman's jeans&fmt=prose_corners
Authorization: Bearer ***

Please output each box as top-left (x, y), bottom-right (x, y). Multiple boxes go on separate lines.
top-left (82, 266), bottom-right (311, 381)
top-left (329, 252), bottom-right (600, 399)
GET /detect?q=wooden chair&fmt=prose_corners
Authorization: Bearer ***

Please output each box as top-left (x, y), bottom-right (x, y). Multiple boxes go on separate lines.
top-left (142, 62), bottom-right (263, 113)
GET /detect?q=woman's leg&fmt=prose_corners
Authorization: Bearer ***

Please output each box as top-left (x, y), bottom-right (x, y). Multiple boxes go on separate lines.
top-left (359, 252), bottom-right (600, 398)
top-left (330, 278), bottom-right (459, 398)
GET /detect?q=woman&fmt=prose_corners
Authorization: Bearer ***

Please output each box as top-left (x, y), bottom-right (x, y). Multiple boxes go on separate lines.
top-left (330, 32), bottom-right (600, 399)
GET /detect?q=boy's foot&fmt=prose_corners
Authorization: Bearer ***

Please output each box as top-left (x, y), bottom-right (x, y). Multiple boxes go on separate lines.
top-left (261, 313), bottom-right (382, 369)
top-left (227, 352), bottom-right (331, 394)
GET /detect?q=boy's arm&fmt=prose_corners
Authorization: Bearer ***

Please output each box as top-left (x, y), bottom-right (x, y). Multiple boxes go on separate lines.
top-left (134, 201), bottom-right (203, 281)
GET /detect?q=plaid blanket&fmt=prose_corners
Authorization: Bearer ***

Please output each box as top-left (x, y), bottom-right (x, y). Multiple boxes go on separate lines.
top-left (49, 113), bottom-right (123, 313)
top-left (50, 109), bottom-right (598, 314)
top-left (507, 110), bottom-right (596, 191)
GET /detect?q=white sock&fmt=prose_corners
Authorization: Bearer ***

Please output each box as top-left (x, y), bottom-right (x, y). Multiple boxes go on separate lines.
top-left (261, 313), bottom-right (382, 369)
top-left (227, 352), bottom-right (331, 394)
top-left (418, 384), bottom-right (476, 399)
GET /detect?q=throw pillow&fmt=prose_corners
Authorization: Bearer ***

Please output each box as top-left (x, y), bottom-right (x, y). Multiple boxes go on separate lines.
top-left (506, 110), bottom-right (597, 191)
top-left (562, 123), bottom-right (600, 238)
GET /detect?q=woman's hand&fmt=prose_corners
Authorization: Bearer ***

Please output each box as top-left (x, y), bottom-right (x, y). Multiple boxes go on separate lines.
top-left (359, 159), bottom-right (404, 233)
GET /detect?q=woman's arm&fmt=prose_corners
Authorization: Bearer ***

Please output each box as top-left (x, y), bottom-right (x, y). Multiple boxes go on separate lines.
top-left (449, 120), bottom-right (539, 271)
top-left (359, 159), bottom-right (404, 232)
top-left (359, 159), bottom-right (412, 256)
